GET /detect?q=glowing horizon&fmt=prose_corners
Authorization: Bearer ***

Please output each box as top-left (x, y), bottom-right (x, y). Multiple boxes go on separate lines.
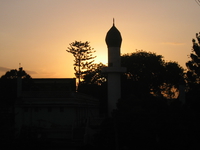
top-left (0, 1), bottom-right (199, 78)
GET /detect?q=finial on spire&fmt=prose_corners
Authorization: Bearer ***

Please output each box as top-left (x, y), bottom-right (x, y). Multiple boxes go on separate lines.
top-left (113, 18), bottom-right (115, 26)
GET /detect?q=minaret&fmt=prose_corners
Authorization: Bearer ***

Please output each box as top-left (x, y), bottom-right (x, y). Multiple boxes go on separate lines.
top-left (102, 20), bottom-right (126, 116)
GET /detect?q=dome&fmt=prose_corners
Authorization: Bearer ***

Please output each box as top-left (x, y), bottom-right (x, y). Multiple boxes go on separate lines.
top-left (105, 23), bottom-right (122, 48)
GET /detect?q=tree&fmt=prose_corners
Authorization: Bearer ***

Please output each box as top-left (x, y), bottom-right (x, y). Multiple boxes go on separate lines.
top-left (121, 51), bottom-right (184, 99)
top-left (66, 41), bottom-right (96, 89)
top-left (79, 63), bottom-right (107, 114)
top-left (0, 68), bottom-right (32, 143)
top-left (82, 62), bottom-right (107, 85)
top-left (0, 68), bottom-right (32, 100)
top-left (1, 67), bottom-right (31, 79)
top-left (78, 50), bottom-right (183, 99)
top-left (185, 32), bottom-right (200, 109)
top-left (186, 32), bottom-right (200, 89)
top-left (79, 50), bottom-right (183, 99)
top-left (161, 61), bottom-right (184, 98)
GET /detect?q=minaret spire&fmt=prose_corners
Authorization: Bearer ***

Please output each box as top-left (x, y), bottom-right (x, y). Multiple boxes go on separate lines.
top-left (105, 19), bottom-right (122, 48)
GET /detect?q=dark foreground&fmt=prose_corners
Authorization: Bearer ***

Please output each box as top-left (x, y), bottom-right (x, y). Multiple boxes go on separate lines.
top-left (2, 139), bottom-right (83, 150)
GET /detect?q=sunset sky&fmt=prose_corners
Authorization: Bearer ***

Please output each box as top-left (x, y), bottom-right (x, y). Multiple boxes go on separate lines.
top-left (1, 0), bottom-right (200, 78)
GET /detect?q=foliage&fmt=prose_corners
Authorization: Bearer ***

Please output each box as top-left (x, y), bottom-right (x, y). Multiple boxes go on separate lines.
top-left (94, 94), bottom-right (198, 150)
top-left (161, 62), bottom-right (184, 98)
top-left (82, 63), bottom-right (107, 85)
top-left (1, 68), bottom-right (31, 79)
top-left (80, 50), bottom-right (183, 99)
top-left (113, 95), bottom-right (197, 149)
top-left (0, 68), bottom-right (32, 100)
top-left (121, 51), bottom-right (184, 98)
top-left (185, 32), bottom-right (200, 109)
top-left (186, 32), bottom-right (200, 89)
top-left (79, 63), bottom-right (107, 114)
top-left (66, 41), bottom-right (96, 87)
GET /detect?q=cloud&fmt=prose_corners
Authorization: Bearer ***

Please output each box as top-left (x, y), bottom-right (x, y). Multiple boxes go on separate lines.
top-left (0, 66), bottom-right (11, 72)
top-left (26, 70), bottom-right (37, 75)
top-left (161, 42), bottom-right (185, 45)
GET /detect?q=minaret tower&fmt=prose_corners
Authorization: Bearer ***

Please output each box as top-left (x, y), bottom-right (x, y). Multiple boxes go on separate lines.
top-left (102, 19), bottom-right (126, 116)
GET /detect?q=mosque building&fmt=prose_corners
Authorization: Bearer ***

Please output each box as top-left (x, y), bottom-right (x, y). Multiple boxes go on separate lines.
top-left (13, 20), bottom-right (125, 142)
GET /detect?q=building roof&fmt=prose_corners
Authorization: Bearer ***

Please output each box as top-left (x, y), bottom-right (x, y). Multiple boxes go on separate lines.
top-left (29, 78), bottom-right (76, 92)
top-left (105, 21), bottom-right (122, 48)
top-left (16, 78), bottom-right (99, 107)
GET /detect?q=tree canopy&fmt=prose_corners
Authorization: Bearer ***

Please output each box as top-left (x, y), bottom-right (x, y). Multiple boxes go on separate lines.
top-left (80, 50), bottom-right (183, 99)
top-left (82, 62), bottom-right (107, 85)
top-left (66, 41), bottom-right (96, 89)
top-left (185, 32), bottom-right (200, 109)
top-left (186, 32), bottom-right (200, 89)
top-left (1, 68), bottom-right (31, 79)
top-left (121, 51), bottom-right (184, 98)
top-left (0, 68), bottom-right (32, 103)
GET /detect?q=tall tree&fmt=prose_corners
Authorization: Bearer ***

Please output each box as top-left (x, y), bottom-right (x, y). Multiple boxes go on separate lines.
top-left (66, 41), bottom-right (96, 89)
top-left (185, 32), bottom-right (200, 108)
top-left (186, 32), bottom-right (200, 88)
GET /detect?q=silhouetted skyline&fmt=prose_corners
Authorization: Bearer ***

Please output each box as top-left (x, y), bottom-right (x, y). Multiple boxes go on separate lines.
top-left (0, 1), bottom-right (199, 78)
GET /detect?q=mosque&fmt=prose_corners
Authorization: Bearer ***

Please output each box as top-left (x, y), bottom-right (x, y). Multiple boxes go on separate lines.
top-left (14, 21), bottom-right (124, 141)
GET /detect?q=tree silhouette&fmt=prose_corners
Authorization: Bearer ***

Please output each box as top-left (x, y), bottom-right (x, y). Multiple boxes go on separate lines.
top-left (1, 67), bottom-right (31, 79)
top-left (66, 41), bottom-right (96, 89)
top-left (162, 61), bottom-right (184, 98)
top-left (186, 33), bottom-right (200, 88)
top-left (78, 63), bottom-right (107, 114)
top-left (82, 63), bottom-right (107, 85)
top-left (78, 51), bottom-right (183, 99)
top-left (0, 68), bottom-right (32, 100)
top-left (121, 51), bottom-right (184, 98)
top-left (186, 32), bottom-right (200, 109)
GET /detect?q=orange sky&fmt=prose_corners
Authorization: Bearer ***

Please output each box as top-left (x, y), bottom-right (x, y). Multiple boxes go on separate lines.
top-left (1, 0), bottom-right (200, 78)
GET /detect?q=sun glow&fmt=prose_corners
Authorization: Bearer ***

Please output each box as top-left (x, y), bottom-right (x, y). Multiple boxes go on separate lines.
top-left (0, 1), bottom-right (198, 78)
top-left (94, 46), bottom-right (108, 65)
